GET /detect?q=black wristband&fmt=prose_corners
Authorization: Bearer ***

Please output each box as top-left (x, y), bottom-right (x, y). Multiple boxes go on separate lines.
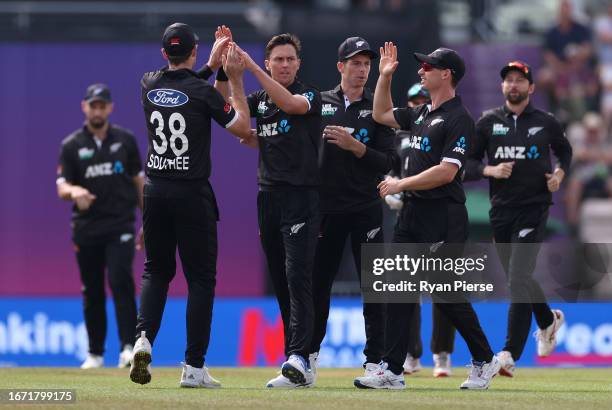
top-left (216, 66), bottom-right (228, 82)
top-left (196, 64), bottom-right (214, 80)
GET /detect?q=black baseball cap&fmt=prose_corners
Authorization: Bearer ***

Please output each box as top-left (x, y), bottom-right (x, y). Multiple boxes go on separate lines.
top-left (500, 60), bottom-right (533, 84)
top-left (84, 83), bottom-right (112, 103)
top-left (338, 37), bottom-right (378, 61)
top-left (162, 22), bottom-right (199, 57)
top-left (414, 48), bottom-right (465, 83)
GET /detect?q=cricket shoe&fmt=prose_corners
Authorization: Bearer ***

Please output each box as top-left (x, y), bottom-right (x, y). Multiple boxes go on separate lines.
top-left (364, 362), bottom-right (381, 377)
top-left (266, 373), bottom-right (313, 389)
top-left (354, 362), bottom-right (406, 390)
top-left (130, 331), bottom-right (152, 385)
top-left (81, 354), bottom-right (103, 369)
top-left (460, 355), bottom-right (501, 390)
top-left (535, 309), bottom-right (565, 357)
top-left (281, 355), bottom-right (314, 386)
top-left (497, 351), bottom-right (515, 377)
top-left (179, 363), bottom-right (221, 388)
top-left (118, 344), bottom-right (133, 368)
top-left (433, 352), bottom-right (452, 377)
top-left (403, 354), bottom-right (422, 375)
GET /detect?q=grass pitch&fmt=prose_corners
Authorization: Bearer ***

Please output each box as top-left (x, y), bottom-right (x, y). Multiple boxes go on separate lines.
top-left (1, 367), bottom-right (611, 409)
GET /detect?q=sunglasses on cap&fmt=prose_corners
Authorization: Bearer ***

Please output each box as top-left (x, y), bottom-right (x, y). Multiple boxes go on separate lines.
top-left (506, 61), bottom-right (529, 74)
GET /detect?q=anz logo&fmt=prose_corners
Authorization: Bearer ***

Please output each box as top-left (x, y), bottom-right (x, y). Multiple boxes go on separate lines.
top-left (147, 89), bottom-right (189, 107)
top-left (353, 128), bottom-right (370, 143)
top-left (401, 135), bottom-right (432, 152)
top-left (452, 136), bottom-right (467, 155)
top-left (494, 145), bottom-right (540, 160)
top-left (84, 160), bottom-right (124, 179)
top-left (258, 119), bottom-right (291, 137)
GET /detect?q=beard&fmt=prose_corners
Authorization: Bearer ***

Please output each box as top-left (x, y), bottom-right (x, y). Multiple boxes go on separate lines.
top-left (88, 117), bottom-right (106, 129)
top-left (505, 90), bottom-right (529, 105)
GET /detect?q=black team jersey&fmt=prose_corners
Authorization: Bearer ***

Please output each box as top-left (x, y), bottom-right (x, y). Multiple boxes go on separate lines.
top-left (393, 96), bottom-right (472, 203)
top-left (57, 124), bottom-right (142, 241)
top-left (141, 67), bottom-right (238, 182)
top-left (319, 85), bottom-right (396, 213)
top-left (247, 79), bottom-right (322, 189)
top-left (466, 103), bottom-right (573, 207)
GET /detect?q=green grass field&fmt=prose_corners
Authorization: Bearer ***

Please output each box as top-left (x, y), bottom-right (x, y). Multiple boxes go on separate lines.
top-left (1, 367), bottom-right (611, 409)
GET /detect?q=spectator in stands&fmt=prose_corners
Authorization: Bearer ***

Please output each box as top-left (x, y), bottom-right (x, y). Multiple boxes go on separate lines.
top-left (565, 112), bottom-right (612, 231)
top-left (593, 3), bottom-right (612, 132)
top-left (538, 0), bottom-right (598, 124)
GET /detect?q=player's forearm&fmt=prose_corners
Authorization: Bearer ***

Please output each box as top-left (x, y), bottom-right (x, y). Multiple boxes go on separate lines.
top-left (399, 164), bottom-right (457, 191)
top-left (214, 80), bottom-right (231, 102)
top-left (251, 66), bottom-right (306, 114)
top-left (373, 75), bottom-right (397, 128)
top-left (228, 77), bottom-right (252, 137)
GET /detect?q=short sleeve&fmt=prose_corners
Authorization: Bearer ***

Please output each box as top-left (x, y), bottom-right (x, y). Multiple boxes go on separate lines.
top-left (126, 135), bottom-right (143, 177)
top-left (441, 114), bottom-right (474, 169)
top-left (204, 86), bottom-right (239, 128)
top-left (247, 92), bottom-right (259, 118)
top-left (298, 88), bottom-right (322, 116)
top-left (392, 107), bottom-right (416, 131)
top-left (57, 142), bottom-right (76, 185)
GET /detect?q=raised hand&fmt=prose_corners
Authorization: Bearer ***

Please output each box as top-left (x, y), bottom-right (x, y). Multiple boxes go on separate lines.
top-left (207, 35), bottom-right (231, 71)
top-left (223, 43), bottom-right (245, 78)
top-left (232, 44), bottom-right (258, 72)
top-left (379, 41), bottom-right (399, 78)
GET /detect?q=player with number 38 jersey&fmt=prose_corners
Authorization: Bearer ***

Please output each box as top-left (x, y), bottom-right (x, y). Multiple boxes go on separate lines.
top-left (142, 64), bottom-right (238, 179)
top-left (130, 22), bottom-right (250, 388)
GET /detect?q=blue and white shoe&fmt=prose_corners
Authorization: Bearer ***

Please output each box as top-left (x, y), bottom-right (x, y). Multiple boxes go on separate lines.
top-left (354, 362), bottom-right (406, 390)
top-left (281, 354), bottom-right (313, 385)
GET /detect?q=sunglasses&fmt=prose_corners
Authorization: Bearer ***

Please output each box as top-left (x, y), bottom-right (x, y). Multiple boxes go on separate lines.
top-left (507, 61), bottom-right (529, 74)
top-left (420, 62), bottom-right (453, 73)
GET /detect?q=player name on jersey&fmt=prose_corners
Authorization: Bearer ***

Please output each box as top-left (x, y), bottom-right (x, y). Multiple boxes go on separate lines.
top-left (147, 154), bottom-right (190, 170)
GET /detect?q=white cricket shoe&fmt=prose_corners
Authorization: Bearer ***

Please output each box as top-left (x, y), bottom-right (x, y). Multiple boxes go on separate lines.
top-left (403, 354), bottom-right (422, 375)
top-left (130, 331), bottom-right (152, 385)
top-left (433, 352), bottom-right (452, 377)
top-left (354, 362), bottom-right (406, 390)
top-left (266, 373), bottom-right (313, 389)
top-left (179, 363), bottom-right (221, 388)
top-left (364, 362), bottom-right (381, 376)
top-left (81, 353), bottom-right (103, 369)
top-left (535, 309), bottom-right (565, 357)
top-left (460, 356), bottom-right (501, 390)
top-left (118, 344), bottom-right (133, 368)
top-left (281, 355), bottom-right (313, 386)
top-left (497, 351), bottom-right (515, 377)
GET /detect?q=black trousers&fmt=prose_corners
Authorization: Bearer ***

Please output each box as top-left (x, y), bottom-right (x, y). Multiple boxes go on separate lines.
top-left (490, 204), bottom-right (554, 361)
top-left (383, 198), bottom-right (494, 375)
top-left (136, 183), bottom-right (218, 368)
top-left (75, 232), bottom-right (137, 356)
top-left (406, 303), bottom-right (455, 358)
top-left (311, 203), bottom-right (386, 365)
top-left (258, 189), bottom-right (319, 360)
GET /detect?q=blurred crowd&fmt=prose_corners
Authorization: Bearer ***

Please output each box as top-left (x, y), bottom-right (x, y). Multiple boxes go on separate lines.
top-left (537, 0), bottom-right (612, 240)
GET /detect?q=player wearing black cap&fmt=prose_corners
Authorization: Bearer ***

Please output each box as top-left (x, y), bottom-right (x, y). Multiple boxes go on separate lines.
top-left (355, 44), bottom-right (500, 390)
top-left (384, 83), bottom-right (457, 378)
top-left (57, 83), bottom-right (143, 370)
top-left (130, 22), bottom-right (250, 387)
top-left (308, 37), bottom-right (396, 381)
top-left (232, 35), bottom-right (322, 388)
top-left (465, 60), bottom-right (572, 377)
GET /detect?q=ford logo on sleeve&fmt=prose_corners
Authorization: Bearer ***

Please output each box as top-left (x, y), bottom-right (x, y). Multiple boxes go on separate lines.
top-left (147, 89), bottom-right (189, 107)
